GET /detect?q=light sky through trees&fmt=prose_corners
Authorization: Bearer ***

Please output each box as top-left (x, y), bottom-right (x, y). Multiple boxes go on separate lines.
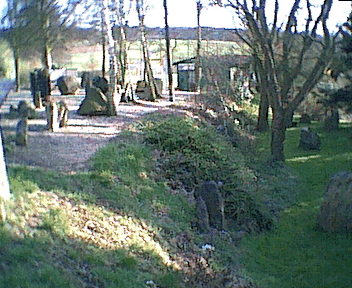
top-left (0, 0), bottom-right (350, 30)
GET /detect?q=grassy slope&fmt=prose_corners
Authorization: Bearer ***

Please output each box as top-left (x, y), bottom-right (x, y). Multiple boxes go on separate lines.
top-left (2, 112), bottom-right (352, 288)
top-left (241, 122), bottom-right (352, 288)
top-left (1, 117), bottom-right (251, 288)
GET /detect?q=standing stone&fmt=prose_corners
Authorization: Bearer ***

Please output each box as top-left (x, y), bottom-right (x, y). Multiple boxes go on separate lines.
top-left (46, 101), bottom-right (59, 132)
top-left (298, 127), bottom-right (321, 150)
top-left (92, 76), bottom-right (109, 94)
top-left (322, 109), bottom-right (339, 132)
top-left (15, 117), bottom-right (28, 146)
top-left (195, 196), bottom-right (211, 233)
top-left (195, 181), bottom-right (225, 231)
top-left (81, 72), bottom-right (92, 89)
top-left (34, 91), bottom-right (43, 109)
top-left (299, 114), bottom-right (312, 124)
top-left (58, 100), bottom-right (69, 128)
top-left (77, 87), bottom-right (108, 116)
top-left (318, 171), bottom-right (352, 232)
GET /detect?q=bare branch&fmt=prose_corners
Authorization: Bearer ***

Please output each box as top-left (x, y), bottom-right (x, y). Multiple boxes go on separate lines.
top-left (285, 0), bottom-right (300, 34)
top-left (270, 0), bottom-right (279, 35)
top-left (305, 0), bottom-right (313, 32)
top-left (311, 0), bottom-right (332, 37)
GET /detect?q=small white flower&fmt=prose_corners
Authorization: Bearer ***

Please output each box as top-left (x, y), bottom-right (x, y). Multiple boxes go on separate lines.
top-left (201, 244), bottom-right (215, 251)
top-left (145, 280), bottom-right (157, 287)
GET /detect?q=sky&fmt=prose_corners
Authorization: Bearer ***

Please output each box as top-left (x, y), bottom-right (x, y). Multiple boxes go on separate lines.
top-left (0, 0), bottom-right (351, 31)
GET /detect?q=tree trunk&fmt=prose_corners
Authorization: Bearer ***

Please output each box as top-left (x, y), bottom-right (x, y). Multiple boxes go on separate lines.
top-left (270, 107), bottom-right (286, 162)
top-left (13, 47), bottom-right (20, 92)
top-left (257, 91), bottom-right (269, 132)
top-left (118, 24), bottom-right (128, 87)
top-left (101, 11), bottom-right (106, 78)
top-left (163, 0), bottom-right (173, 101)
top-left (195, 1), bottom-right (202, 94)
top-left (102, 0), bottom-right (119, 115)
top-left (136, 0), bottom-right (158, 101)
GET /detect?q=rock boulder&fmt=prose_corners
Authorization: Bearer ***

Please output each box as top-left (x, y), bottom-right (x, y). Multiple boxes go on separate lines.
top-left (318, 171), bottom-right (352, 232)
top-left (77, 87), bottom-right (108, 116)
top-left (298, 127), bottom-right (321, 150)
top-left (57, 76), bottom-right (80, 95)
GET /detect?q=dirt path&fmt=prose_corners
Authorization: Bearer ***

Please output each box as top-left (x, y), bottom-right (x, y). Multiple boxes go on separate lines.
top-left (1, 90), bottom-right (193, 173)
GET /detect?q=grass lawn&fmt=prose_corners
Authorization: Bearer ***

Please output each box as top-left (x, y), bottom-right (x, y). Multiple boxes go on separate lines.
top-left (240, 122), bottom-right (352, 288)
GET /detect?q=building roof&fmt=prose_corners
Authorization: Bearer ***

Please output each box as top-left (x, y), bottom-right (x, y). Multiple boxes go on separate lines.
top-left (173, 54), bottom-right (251, 67)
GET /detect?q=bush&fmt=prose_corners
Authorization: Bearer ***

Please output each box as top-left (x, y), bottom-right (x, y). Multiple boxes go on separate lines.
top-left (136, 114), bottom-right (276, 232)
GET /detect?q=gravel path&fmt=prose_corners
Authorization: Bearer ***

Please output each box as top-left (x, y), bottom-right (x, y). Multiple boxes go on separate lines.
top-left (1, 89), bottom-right (191, 172)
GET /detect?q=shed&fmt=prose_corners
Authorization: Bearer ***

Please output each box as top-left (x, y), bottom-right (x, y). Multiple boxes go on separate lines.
top-left (173, 55), bottom-right (252, 93)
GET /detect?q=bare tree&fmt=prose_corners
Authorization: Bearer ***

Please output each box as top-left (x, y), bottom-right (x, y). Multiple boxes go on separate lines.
top-left (2, 0), bottom-right (36, 91)
top-left (195, 0), bottom-right (203, 94)
top-left (101, 0), bottom-right (120, 115)
top-left (18, 0), bottom-right (81, 69)
top-left (135, 0), bottom-right (159, 101)
top-left (163, 0), bottom-right (173, 101)
top-left (221, 0), bottom-right (338, 162)
top-left (111, 0), bottom-right (132, 88)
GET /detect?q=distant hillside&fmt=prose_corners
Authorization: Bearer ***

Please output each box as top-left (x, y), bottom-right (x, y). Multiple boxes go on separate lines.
top-left (68, 26), bottom-right (242, 44)
top-left (124, 26), bottom-right (242, 42)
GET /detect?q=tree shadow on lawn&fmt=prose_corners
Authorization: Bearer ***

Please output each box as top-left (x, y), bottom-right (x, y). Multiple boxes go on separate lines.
top-left (4, 165), bottom-right (186, 288)
top-left (285, 124), bottom-right (352, 201)
top-left (0, 220), bottom-right (176, 288)
top-left (240, 123), bottom-right (352, 288)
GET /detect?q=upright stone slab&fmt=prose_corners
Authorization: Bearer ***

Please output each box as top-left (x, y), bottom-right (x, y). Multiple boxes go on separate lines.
top-left (318, 171), bottom-right (352, 232)
top-left (298, 127), bottom-right (321, 150)
top-left (58, 100), bottom-right (69, 128)
top-left (34, 91), bottom-right (43, 109)
top-left (15, 117), bottom-right (28, 146)
top-left (299, 114), bottom-right (312, 124)
top-left (195, 181), bottom-right (225, 231)
top-left (92, 76), bottom-right (109, 94)
top-left (46, 101), bottom-right (59, 132)
top-left (195, 196), bottom-right (211, 233)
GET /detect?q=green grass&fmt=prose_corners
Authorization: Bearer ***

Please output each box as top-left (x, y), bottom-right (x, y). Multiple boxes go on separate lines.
top-left (240, 122), bottom-right (352, 288)
top-left (3, 112), bottom-right (351, 287)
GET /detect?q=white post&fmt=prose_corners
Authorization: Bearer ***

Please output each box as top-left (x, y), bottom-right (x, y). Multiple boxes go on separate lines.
top-left (0, 132), bottom-right (11, 201)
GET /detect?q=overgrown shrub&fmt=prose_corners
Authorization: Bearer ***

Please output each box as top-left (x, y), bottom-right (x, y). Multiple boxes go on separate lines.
top-left (135, 114), bottom-right (276, 232)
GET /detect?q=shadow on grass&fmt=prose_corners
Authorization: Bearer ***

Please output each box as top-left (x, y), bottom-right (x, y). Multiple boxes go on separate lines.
top-left (4, 162), bottom-right (185, 287)
top-left (0, 223), bottom-right (177, 288)
top-left (241, 123), bottom-right (352, 288)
